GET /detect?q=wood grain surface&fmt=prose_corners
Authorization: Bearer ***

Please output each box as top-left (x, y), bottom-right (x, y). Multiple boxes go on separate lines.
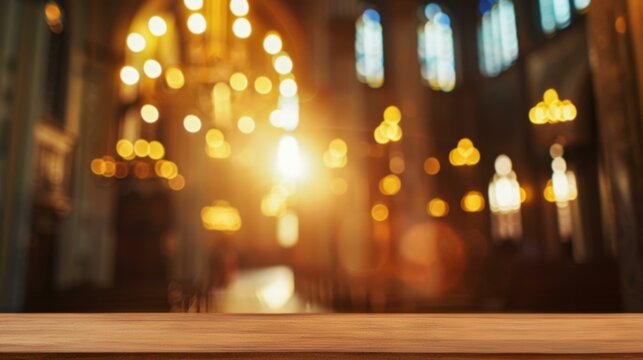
top-left (0, 314), bottom-right (642, 354)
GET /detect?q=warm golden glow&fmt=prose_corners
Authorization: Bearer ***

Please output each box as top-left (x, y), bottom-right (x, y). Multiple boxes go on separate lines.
top-left (44, 2), bottom-right (62, 23)
top-left (206, 141), bottom-right (232, 159)
top-left (183, 0), bottom-right (203, 11)
top-left (143, 59), bottom-right (162, 79)
top-left (273, 54), bottom-right (293, 75)
top-left (428, 198), bottom-right (449, 217)
top-left (261, 187), bottom-right (289, 217)
top-left (155, 160), bottom-right (178, 179)
top-left (165, 67), bottom-right (185, 89)
top-left (229, 72), bottom-right (248, 91)
top-left (229, 0), bottom-right (250, 17)
top-left (529, 88), bottom-right (577, 125)
top-left (134, 139), bottom-right (150, 158)
top-left (263, 32), bottom-right (283, 55)
top-left (461, 191), bottom-right (485, 213)
top-left (206, 128), bottom-right (225, 147)
top-left (383, 106), bottom-right (402, 124)
top-left (116, 139), bottom-right (135, 159)
top-left (168, 174), bottom-right (186, 191)
top-left (371, 203), bottom-right (389, 222)
top-left (254, 76), bottom-right (273, 94)
top-left (424, 157), bottom-right (440, 175)
top-left (140, 104), bottom-right (159, 124)
top-left (449, 138), bottom-right (480, 166)
top-left (374, 105), bottom-right (403, 144)
top-left (148, 16), bottom-right (167, 36)
top-left (183, 114), bottom-right (202, 133)
top-left (379, 174), bottom-right (401, 196)
top-left (201, 201), bottom-right (242, 232)
top-left (237, 116), bottom-right (255, 134)
top-left (187, 13), bottom-right (207, 34)
top-left (232, 17), bottom-right (252, 39)
top-left (279, 78), bottom-right (298, 97)
top-left (323, 138), bottom-right (348, 169)
top-left (126, 33), bottom-right (146, 53)
top-left (277, 135), bottom-right (304, 180)
top-left (148, 141), bottom-right (165, 160)
top-left (90, 158), bottom-right (106, 175)
top-left (102, 157), bottom-right (116, 177)
top-left (277, 211), bottom-right (299, 248)
top-left (120, 66), bottom-right (140, 86)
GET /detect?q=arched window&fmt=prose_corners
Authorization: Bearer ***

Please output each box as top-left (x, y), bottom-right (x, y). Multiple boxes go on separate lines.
top-left (539, 0), bottom-right (571, 34)
top-left (356, 9), bottom-right (384, 88)
top-left (418, 4), bottom-right (456, 92)
top-left (477, 0), bottom-right (519, 77)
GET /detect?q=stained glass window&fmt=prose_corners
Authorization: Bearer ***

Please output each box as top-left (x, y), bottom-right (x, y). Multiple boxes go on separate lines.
top-left (418, 4), bottom-right (456, 92)
top-left (477, 0), bottom-right (519, 77)
top-left (356, 9), bottom-right (384, 88)
top-left (539, 0), bottom-right (571, 34)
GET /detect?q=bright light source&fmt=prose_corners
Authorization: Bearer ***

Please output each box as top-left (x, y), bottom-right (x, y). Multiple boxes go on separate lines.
top-left (277, 135), bottom-right (303, 180)
top-left (165, 67), bottom-right (185, 89)
top-left (279, 78), bottom-right (298, 97)
top-left (187, 13), bottom-right (207, 34)
top-left (229, 72), bottom-right (248, 91)
top-left (237, 116), bottom-right (255, 134)
top-left (127, 33), bottom-right (146, 52)
top-left (273, 54), bottom-right (293, 75)
top-left (148, 16), bottom-right (167, 36)
top-left (183, 0), bottom-right (203, 11)
top-left (232, 17), bottom-right (252, 38)
top-left (183, 114), bottom-right (202, 133)
top-left (263, 32), bottom-right (283, 54)
top-left (143, 59), bottom-right (162, 79)
top-left (277, 211), bottom-right (299, 248)
top-left (254, 76), bottom-right (272, 94)
top-left (229, 0), bottom-right (249, 16)
top-left (120, 66), bottom-right (140, 85)
top-left (140, 104), bottom-right (159, 123)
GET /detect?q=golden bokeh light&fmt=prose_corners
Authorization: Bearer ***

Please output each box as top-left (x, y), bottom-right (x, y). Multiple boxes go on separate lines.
top-left (529, 88), bottom-right (577, 125)
top-left (183, 114), bottom-right (202, 133)
top-left (148, 16), bottom-right (167, 36)
top-left (383, 105), bottom-right (402, 124)
top-left (90, 158), bottom-right (106, 175)
top-left (273, 54), bottom-right (293, 75)
top-left (371, 203), bottom-right (389, 222)
top-left (229, 0), bottom-right (249, 17)
top-left (427, 198), bottom-right (449, 218)
top-left (543, 180), bottom-right (556, 203)
top-left (379, 174), bottom-right (401, 196)
top-left (461, 191), bottom-right (485, 213)
top-left (201, 201), bottom-right (242, 232)
top-left (155, 160), bottom-right (178, 179)
top-left (237, 116), bottom-right (255, 134)
top-left (254, 76), bottom-right (273, 94)
top-left (206, 141), bottom-right (232, 159)
top-left (261, 187), bottom-right (289, 217)
top-left (277, 211), bottom-right (299, 248)
top-left (148, 141), bottom-right (165, 160)
top-left (279, 78), bottom-right (298, 97)
top-left (126, 33), bottom-right (146, 53)
top-left (183, 0), bottom-right (203, 10)
top-left (232, 17), bottom-right (252, 39)
top-left (449, 138), bottom-right (480, 166)
top-left (140, 104), bottom-right (159, 124)
top-left (44, 2), bottom-right (62, 23)
top-left (165, 67), bottom-right (185, 89)
top-left (134, 139), bottom-right (150, 158)
top-left (263, 32), bottom-right (283, 55)
top-left (424, 157), bottom-right (440, 175)
top-left (103, 157), bottom-right (116, 177)
top-left (168, 174), bottom-right (185, 191)
top-left (229, 72), bottom-right (248, 91)
top-left (120, 66), bottom-right (140, 86)
top-left (206, 128), bottom-right (225, 147)
top-left (143, 59), bottom-right (162, 79)
top-left (187, 13), bottom-right (207, 34)
top-left (116, 139), bottom-right (135, 159)
top-left (134, 162), bottom-right (150, 179)
top-left (323, 138), bottom-right (348, 169)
